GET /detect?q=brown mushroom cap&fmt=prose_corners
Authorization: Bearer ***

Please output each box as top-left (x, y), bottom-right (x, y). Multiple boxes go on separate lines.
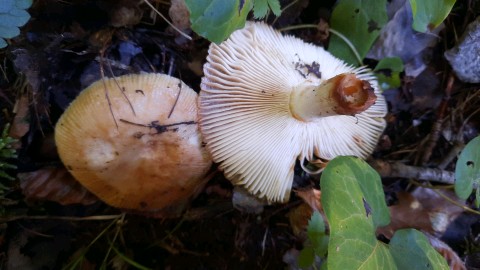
top-left (199, 22), bottom-right (387, 202)
top-left (55, 73), bottom-right (212, 214)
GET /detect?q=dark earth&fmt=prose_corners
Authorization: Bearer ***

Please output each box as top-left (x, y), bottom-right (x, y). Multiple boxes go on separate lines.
top-left (1, 0), bottom-right (480, 269)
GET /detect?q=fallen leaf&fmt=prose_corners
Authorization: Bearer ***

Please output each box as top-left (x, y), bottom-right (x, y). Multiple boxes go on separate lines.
top-left (18, 167), bottom-right (98, 205)
top-left (169, 0), bottom-right (191, 32)
top-left (377, 187), bottom-right (464, 239)
top-left (9, 94), bottom-right (30, 144)
top-left (427, 233), bottom-right (466, 270)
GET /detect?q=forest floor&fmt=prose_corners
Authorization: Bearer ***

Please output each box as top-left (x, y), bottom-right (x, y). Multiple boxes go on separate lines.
top-left (0, 0), bottom-right (480, 269)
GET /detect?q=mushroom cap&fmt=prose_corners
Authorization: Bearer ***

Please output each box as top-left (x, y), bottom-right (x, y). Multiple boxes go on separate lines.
top-left (55, 73), bottom-right (212, 214)
top-left (199, 22), bottom-right (387, 202)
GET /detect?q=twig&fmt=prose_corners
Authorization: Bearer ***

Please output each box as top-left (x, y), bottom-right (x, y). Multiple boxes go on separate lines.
top-left (368, 159), bottom-right (455, 184)
top-left (0, 214), bottom-right (123, 223)
top-left (437, 140), bottom-right (464, 170)
top-left (419, 74), bottom-right (455, 165)
top-left (142, 0), bottom-right (192, 40)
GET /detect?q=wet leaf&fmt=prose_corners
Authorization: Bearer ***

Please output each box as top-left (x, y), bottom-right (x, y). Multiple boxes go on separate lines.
top-left (321, 156), bottom-right (449, 269)
top-left (409, 0), bottom-right (456, 32)
top-left (328, 0), bottom-right (387, 65)
top-left (185, 0), bottom-right (253, 43)
top-left (0, 0), bottom-right (32, 48)
top-left (455, 136), bottom-right (480, 205)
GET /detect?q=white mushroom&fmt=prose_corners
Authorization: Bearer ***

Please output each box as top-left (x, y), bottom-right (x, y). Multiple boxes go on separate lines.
top-left (199, 22), bottom-right (387, 203)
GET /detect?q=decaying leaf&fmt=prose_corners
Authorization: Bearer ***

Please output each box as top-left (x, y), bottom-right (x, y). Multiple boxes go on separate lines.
top-left (9, 94), bottom-right (30, 144)
top-left (377, 187), bottom-right (464, 239)
top-left (287, 203), bottom-right (313, 238)
top-left (169, 0), bottom-right (191, 32)
top-left (427, 233), bottom-right (466, 270)
top-left (18, 167), bottom-right (98, 205)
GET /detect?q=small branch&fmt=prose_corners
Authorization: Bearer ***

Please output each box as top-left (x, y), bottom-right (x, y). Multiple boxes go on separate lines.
top-left (368, 159), bottom-right (455, 185)
top-left (142, 0), bottom-right (192, 40)
top-left (0, 214), bottom-right (123, 223)
top-left (437, 140), bottom-right (464, 170)
top-left (419, 74), bottom-right (455, 165)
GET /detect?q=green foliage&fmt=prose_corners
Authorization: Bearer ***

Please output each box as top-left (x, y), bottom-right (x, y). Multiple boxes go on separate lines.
top-left (185, 0), bottom-right (282, 43)
top-left (299, 156), bottom-right (449, 269)
top-left (253, 0), bottom-right (281, 19)
top-left (185, 0), bottom-right (253, 44)
top-left (409, 0), bottom-right (456, 32)
top-left (455, 136), bottom-right (480, 206)
top-left (298, 211), bottom-right (329, 268)
top-left (328, 0), bottom-right (388, 66)
top-left (390, 229), bottom-right (450, 270)
top-left (374, 57), bottom-right (404, 91)
top-left (0, 124), bottom-right (17, 182)
top-left (0, 0), bottom-right (32, 48)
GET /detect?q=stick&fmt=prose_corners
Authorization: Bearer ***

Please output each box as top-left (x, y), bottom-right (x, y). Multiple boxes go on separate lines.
top-left (368, 159), bottom-right (455, 185)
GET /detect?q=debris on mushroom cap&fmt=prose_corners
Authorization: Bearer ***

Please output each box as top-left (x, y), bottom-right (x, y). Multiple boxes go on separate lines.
top-left (199, 22), bottom-right (387, 203)
top-left (55, 73), bottom-right (212, 215)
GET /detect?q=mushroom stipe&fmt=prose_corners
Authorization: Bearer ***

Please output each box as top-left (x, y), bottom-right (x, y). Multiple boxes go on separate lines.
top-left (198, 22), bottom-right (387, 203)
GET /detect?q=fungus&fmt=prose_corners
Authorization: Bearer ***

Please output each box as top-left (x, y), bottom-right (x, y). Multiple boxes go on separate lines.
top-left (199, 22), bottom-right (387, 203)
top-left (55, 73), bottom-right (212, 215)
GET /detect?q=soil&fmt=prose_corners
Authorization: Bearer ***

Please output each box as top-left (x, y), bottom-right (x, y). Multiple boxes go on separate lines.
top-left (1, 0), bottom-right (480, 269)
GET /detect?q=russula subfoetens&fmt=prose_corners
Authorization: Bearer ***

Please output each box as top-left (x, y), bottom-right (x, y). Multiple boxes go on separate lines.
top-left (199, 22), bottom-right (387, 202)
top-left (55, 73), bottom-right (212, 215)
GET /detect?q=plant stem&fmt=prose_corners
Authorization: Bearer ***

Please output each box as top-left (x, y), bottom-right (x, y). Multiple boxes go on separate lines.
top-left (279, 24), bottom-right (363, 65)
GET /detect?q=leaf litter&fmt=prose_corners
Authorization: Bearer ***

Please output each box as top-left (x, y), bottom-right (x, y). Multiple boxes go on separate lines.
top-left (0, 0), bottom-right (479, 269)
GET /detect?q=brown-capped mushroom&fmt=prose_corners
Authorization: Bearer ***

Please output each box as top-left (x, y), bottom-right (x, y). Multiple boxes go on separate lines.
top-left (199, 22), bottom-right (387, 203)
top-left (55, 73), bottom-right (212, 215)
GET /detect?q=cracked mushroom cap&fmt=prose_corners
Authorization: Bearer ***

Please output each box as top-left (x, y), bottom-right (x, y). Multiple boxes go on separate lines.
top-left (55, 73), bottom-right (212, 215)
top-left (199, 22), bottom-right (387, 203)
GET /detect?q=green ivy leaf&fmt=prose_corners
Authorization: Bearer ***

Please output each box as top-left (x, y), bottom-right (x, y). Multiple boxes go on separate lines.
top-left (328, 0), bottom-right (387, 65)
top-left (321, 156), bottom-right (449, 269)
top-left (455, 136), bottom-right (480, 205)
top-left (374, 57), bottom-right (404, 90)
top-left (390, 229), bottom-right (450, 270)
top-left (298, 246), bottom-right (315, 269)
top-left (307, 211), bottom-right (329, 258)
top-left (186, 0), bottom-right (253, 44)
top-left (0, 0), bottom-right (32, 48)
top-left (409, 0), bottom-right (456, 33)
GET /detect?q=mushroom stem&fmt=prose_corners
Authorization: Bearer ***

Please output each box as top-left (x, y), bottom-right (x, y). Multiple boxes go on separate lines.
top-left (290, 73), bottom-right (377, 122)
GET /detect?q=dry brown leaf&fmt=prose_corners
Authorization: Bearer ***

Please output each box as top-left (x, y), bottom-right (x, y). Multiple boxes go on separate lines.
top-left (18, 167), bottom-right (98, 205)
top-left (287, 203), bottom-right (313, 238)
top-left (9, 94), bottom-right (30, 144)
top-left (295, 188), bottom-right (322, 212)
top-left (168, 0), bottom-right (190, 32)
top-left (377, 187), bottom-right (464, 238)
top-left (427, 233), bottom-right (466, 270)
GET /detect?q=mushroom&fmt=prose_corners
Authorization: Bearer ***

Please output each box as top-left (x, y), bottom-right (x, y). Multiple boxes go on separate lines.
top-left (199, 22), bottom-right (387, 203)
top-left (55, 73), bottom-right (212, 215)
